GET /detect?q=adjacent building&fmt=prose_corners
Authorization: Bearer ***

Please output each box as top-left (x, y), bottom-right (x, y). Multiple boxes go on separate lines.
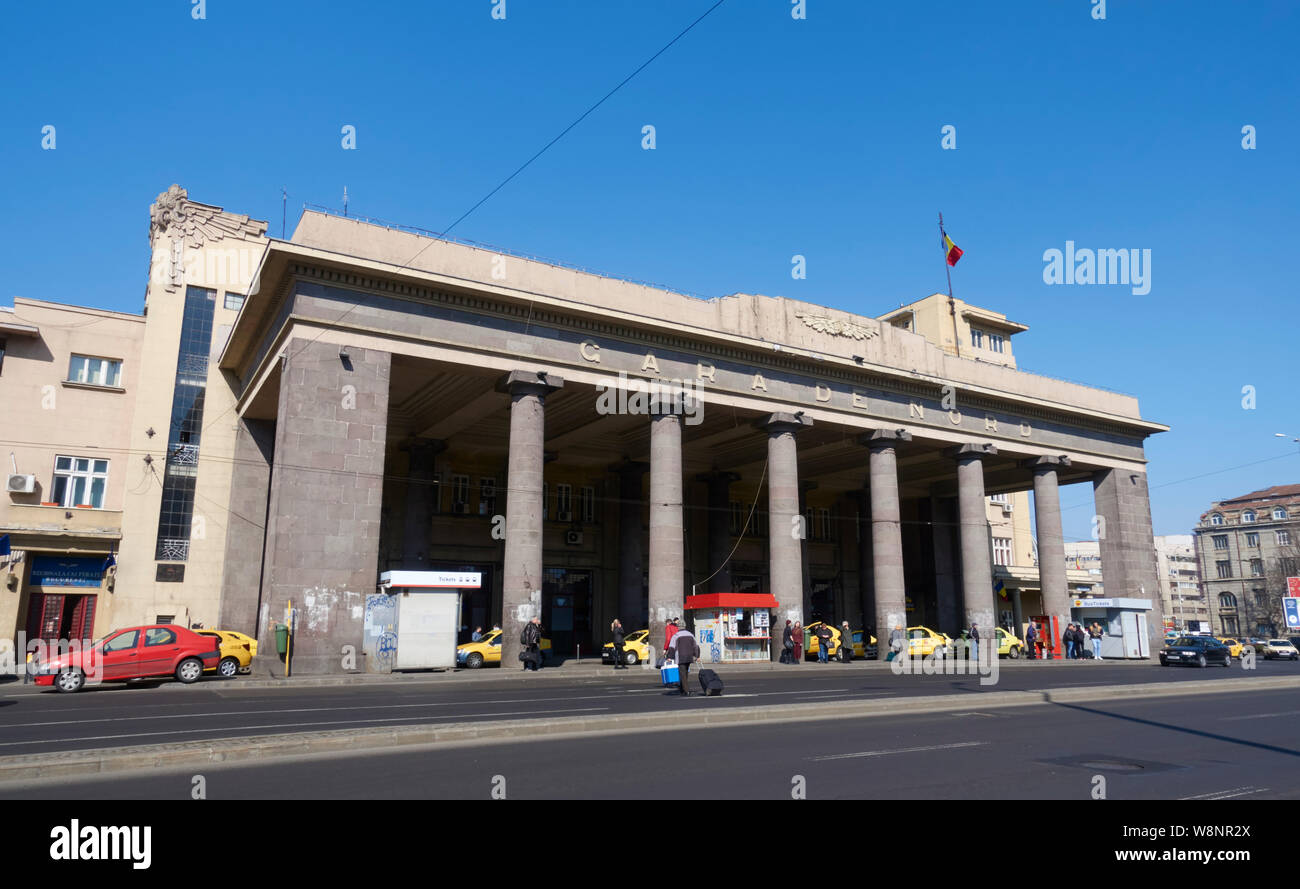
top-left (1154, 534), bottom-right (1208, 632)
top-left (1193, 485), bottom-right (1300, 637)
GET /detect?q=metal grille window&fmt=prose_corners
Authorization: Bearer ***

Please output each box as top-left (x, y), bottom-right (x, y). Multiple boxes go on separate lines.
top-left (52, 456), bottom-right (109, 508)
top-left (154, 286), bottom-right (216, 561)
top-left (579, 486), bottom-right (596, 523)
top-left (556, 484), bottom-right (573, 520)
top-left (993, 537), bottom-right (1013, 566)
top-left (67, 354), bottom-right (122, 387)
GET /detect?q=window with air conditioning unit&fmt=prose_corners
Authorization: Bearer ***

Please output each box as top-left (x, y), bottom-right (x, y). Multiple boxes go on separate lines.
top-left (6, 473), bottom-right (36, 494)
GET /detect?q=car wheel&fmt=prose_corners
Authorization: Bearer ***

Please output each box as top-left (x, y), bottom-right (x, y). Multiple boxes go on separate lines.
top-left (466, 652), bottom-right (484, 669)
top-left (176, 657), bottom-right (204, 684)
top-left (1197, 654), bottom-right (1207, 668)
top-left (624, 649), bottom-right (639, 666)
top-left (1222, 657), bottom-right (1231, 667)
top-left (217, 657), bottom-right (240, 679)
top-left (1008, 646), bottom-right (1021, 659)
top-left (55, 668), bottom-right (85, 693)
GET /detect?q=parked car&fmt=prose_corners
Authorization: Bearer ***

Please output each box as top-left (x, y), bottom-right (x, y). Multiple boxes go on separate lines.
top-left (849, 629), bottom-right (878, 659)
top-left (1216, 637), bottom-right (1244, 658)
top-left (907, 626), bottom-right (953, 657)
top-left (456, 628), bottom-right (551, 668)
top-left (804, 622), bottom-right (843, 659)
top-left (195, 629), bottom-right (257, 677)
top-left (1261, 639), bottom-right (1299, 661)
top-left (34, 625), bottom-right (221, 692)
top-left (996, 627), bottom-right (1025, 658)
top-left (1159, 635), bottom-right (1232, 668)
top-left (602, 629), bottom-right (650, 665)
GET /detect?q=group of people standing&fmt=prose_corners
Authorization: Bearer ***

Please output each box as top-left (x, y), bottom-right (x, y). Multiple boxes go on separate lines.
top-left (1062, 621), bottom-right (1104, 660)
top-left (780, 619), bottom-right (858, 664)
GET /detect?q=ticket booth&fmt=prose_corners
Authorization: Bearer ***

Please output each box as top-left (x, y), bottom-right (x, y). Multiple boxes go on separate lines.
top-left (1028, 615), bottom-right (1061, 659)
top-left (1070, 597), bottom-right (1153, 659)
top-left (685, 592), bottom-right (779, 663)
top-left (365, 571), bottom-right (477, 672)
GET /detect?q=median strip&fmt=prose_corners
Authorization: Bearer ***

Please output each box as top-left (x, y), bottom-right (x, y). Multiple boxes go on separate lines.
top-left (2, 675), bottom-right (1297, 786)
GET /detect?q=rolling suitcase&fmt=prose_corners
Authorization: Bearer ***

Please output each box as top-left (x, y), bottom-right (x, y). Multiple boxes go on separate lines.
top-left (697, 668), bottom-right (724, 696)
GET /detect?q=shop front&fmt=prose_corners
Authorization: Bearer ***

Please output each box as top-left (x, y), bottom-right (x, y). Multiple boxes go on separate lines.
top-left (1070, 597), bottom-right (1153, 659)
top-left (685, 592), bottom-right (779, 663)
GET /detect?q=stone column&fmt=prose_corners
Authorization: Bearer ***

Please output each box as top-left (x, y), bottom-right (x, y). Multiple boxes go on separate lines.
top-left (255, 340), bottom-right (390, 675)
top-left (699, 471), bottom-right (740, 594)
top-left (866, 429), bottom-right (910, 655)
top-left (499, 371), bottom-right (564, 668)
top-left (761, 412), bottom-right (813, 660)
top-left (648, 413), bottom-right (685, 653)
top-left (1093, 467), bottom-right (1164, 654)
top-left (949, 443), bottom-right (998, 643)
top-left (613, 461), bottom-right (648, 627)
top-left (401, 438), bottom-right (446, 569)
top-left (1025, 456), bottom-right (1071, 647)
top-left (931, 494), bottom-right (962, 635)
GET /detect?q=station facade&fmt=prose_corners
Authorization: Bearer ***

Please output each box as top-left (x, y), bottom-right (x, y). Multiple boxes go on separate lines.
top-left (2, 187), bottom-right (1169, 674)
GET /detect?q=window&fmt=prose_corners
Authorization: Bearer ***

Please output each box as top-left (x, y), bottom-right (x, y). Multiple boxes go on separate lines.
top-left (729, 501), bottom-right (744, 536)
top-left (103, 630), bottom-right (139, 653)
top-left (993, 537), bottom-right (1013, 566)
top-left (1273, 508), bottom-right (1288, 521)
top-left (988, 333), bottom-right (1005, 353)
top-left (579, 486), bottom-right (596, 523)
top-left (1246, 532), bottom-right (1259, 547)
top-left (52, 456), bottom-right (109, 508)
top-left (1213, 534), bottom-right (1228, 550)
top-left (478, 478), bottom-right (496, 516)
top-left (1218, 593), bottom-right (1237, 609)
top-left (67, 354), bottom-right (122, 388)
top-left (450, 474), bottom-right (470, 511)
top-left (0, 338), bottom-right (6, 375)
top-left (144, 627), bottom-right (178, 646)
top-left (223, 291), bottom-right (245, 311)
top-left (541, 482), bottom-right (548, 520)
top-left (556, 484), bottom-right (573, 520)
top-left (1242, 510), bottom-right (1256, 523)
top-left (988, 493), bottom-right (1008, 505)
top-left (1282, 558), bottom-right (1299, 575)
top-left (1216, 560), bottom-right (1232, 579)
top-left (1250, 558), bottom-right (1263, 576)
top-left (1277, 530), bottom-right (1292, 546)
top-left (970, 329), bottom-right (983, 349)
top-left (1211, 514), bottom-right (1224, 525)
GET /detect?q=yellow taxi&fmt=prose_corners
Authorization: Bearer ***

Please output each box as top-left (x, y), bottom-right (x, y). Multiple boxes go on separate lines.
top-left (851, 629), bottom-right (877, 658)
top-left (456, 628), bottom-right (551, 668)
top-left (995, 627), bottom-right (1025, 658)
top-left (195, 629), bottom-right (257, 678)
top-left (1217, 637), bottom-right (1244, 658)
top-left (805, 622), bottom-right (877, 659)
top-left (602, 629), bottom-right (651, 665)
top-left (907, 626), bottom-right (953, 657)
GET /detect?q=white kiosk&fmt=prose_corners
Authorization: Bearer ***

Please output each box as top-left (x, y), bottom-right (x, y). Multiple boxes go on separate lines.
top-left (367, 571), bottom-right (478, 671)
top-left (1069, 596), bottom-right (1153, 659)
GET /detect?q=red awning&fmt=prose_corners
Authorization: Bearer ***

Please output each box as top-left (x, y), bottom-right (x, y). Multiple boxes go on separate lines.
top-left (684, 593), bottom-right (780, 610)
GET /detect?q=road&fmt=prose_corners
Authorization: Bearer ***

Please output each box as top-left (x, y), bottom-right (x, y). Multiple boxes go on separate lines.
top-left (0, 659), bottom-right (1294, 757)
top-left (5, 684), bottom-right (1298, 799)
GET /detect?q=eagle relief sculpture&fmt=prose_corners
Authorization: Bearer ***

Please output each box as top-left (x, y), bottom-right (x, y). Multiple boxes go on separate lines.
top-left (794, 311), bottom-right (878, 341)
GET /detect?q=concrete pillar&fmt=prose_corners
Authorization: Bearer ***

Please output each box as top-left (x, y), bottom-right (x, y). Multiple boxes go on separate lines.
top-left (1025, 456), bottom-right (1071, 646)
top-left (648, 413), bottom-right (685, 653)
top-left (699, 471), bottom-right (740, 594)
top-left (931, 494), bottom-right (962, 635)
top-left (218, 416), bottom-right (275, 634)
top-left (949, 443), bottom-right (998, 643)
top-left (612, 461), bottom-right (648, 628)
top-left (865, 428), bottom-right (910, 654)
top-left (761, 412), bottom-right (813, 660)
top-left (499, 371), bottom-right (564, 668)
top-left (1093, 467), bottom-right (1165, 653)
top-left (255, 340), bottom-right (390, 675)
top-left (401, 438), bottom-right (445, 569)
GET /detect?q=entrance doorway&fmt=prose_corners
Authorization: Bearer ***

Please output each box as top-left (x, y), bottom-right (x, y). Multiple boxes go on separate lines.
top-left (543, 568), bottom-right (592, 658)
top-left (809, 579), bottom-right (834, 624)
top-left (26, 592), bottom-right (98, 642)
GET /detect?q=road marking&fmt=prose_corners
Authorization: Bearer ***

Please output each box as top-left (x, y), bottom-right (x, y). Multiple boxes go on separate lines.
top-left (1220, 710), bottom-right (1300, 721)
top-left (0, 707), bottom-right (610, 749)
top-left (1179, 786), bottom-right (1268, 800)
top-left (809, 741), bottom-right (986, 761)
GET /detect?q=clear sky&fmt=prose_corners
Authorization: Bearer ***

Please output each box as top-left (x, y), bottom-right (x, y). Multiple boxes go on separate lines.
top-left (3, 0), bottom-right (1297, 543)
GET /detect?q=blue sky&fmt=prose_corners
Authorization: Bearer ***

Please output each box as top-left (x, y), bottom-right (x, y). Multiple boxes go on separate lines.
top-left (3, 0), bottom-right (1297, 542)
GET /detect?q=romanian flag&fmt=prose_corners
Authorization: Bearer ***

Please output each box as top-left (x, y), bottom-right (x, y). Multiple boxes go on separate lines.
top-left (944, 232), bottom-right (963, 266)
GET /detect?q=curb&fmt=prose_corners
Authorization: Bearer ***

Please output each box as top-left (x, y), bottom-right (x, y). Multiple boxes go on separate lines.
top-left (2, 674), bottom-right (1296, 785)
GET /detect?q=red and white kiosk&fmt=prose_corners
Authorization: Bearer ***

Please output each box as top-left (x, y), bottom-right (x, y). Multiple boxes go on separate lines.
top-left (684, 592), bottom-right (780, 663)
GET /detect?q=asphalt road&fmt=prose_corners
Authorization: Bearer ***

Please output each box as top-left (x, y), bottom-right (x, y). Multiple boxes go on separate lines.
top-left (7, 685), bottom-right (1299, 800)
top-left (0, 658), bottom-right (1295, 757)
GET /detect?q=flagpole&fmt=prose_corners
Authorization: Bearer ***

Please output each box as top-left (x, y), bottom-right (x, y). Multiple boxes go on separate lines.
top-left (940, 212), bottom-right (961, 358)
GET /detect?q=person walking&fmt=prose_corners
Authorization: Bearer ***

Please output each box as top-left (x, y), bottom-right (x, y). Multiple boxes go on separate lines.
top-left (1089, 621), bottom-right (1104, 661)
top-left (1024, 620), bottom-right (1037, 659)
top-left (969, 623), bottom-right (980, 661)
top-left (792, 621), bottom-right (803, 663)
top-left (611, 618), bottom-right (627, 670)
top-left (520, 616), bottom-right (543, 671)
top-left (780, 620), bottom-right (794, 664)
top-left (888, 624), bottom-right (904, 661)
top-left (816, 623), bottom-right (832, 663)
top-left (839, 621), bottom-right (854, 663)
top-left (667, 624), bottom-right (700, 696)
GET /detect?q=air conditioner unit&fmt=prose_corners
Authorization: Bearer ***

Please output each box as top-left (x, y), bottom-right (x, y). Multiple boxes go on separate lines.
top-left (564, 530), bottom-right (583, 546)
top-left (1002, 502), bottom-right (1014, 514)
top-left (6, 474), bottom-right (36, 494)
top-left (557, 510), bottom-right (573, 523)
top-left (452, 501), bottom-right (469, 515)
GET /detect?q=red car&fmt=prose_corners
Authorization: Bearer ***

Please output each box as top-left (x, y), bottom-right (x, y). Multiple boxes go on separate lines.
top-left (34, 625), bottom-right (222, 693)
